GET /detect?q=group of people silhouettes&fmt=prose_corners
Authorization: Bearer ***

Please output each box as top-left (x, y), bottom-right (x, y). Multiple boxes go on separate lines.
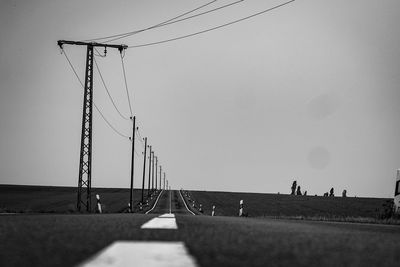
top-left (291, 181), bottom-right (306, 196)
top-left (291, 180), bottom-right (346, 197)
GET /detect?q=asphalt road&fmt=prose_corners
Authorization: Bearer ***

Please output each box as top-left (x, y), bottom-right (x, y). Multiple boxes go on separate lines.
top-left (1, 194), bottom-right (400, 267)
top-left (148, 190), bottom-right (193, 215)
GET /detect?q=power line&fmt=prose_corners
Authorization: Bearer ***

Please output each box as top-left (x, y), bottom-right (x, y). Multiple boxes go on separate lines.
top-left (128, 118), bottom-right (146, 149)
top-left (128, 0), bottom-right (295, 49)
top-left (136, 126), bottom-right (147, 148)
top-left (136, 127), bottom-right (145, 142)
top-left (61, 48), bottom-right (130, 139)
top-left (95, 104), bottom-right (130, 139)
top-left (93, 55), bottom-right (130, 120)
top-left (130, 131), bottom-right (142, 156)
top-left (102, 0), bottom-right (244, 43)
top-left (84, 0), bottom-right (218, 43)
top-left (120, 54), bottom-right (134, 117)
top-left (136, 131), bottom-right (145, 149)
top-left (134, 148), bottom-right (140, 157)
top-left (94, 47), bottom-right (106, 57)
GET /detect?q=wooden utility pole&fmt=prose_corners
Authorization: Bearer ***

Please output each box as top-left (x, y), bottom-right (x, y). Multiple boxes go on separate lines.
top-left (148, 147), bottom-right (152, 197)
top-left (155, 156), bottom-right (158, 191)
top-left (152, 154), bottom-right (155, 192)
top-left (141, 138), bottom-right (147, 204)
top-left (163, 173), bottom-right (166, 190)
top-left (129, 116), bottom-right (136, 212)
top-left (159, 166), bottom-right (162, 190)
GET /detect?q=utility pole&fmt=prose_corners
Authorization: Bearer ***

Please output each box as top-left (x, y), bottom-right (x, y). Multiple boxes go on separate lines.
top-left (152, 154), bottom-right (155, 192)
top-left (141, 137), bottom-right (147, 204)
top-left (147, 147), bottom-right (152, 197)
top-left (159, 166), bottom-right (162, 190)
top-left (155, 156), bottom-right (158, 191)
top-left (57, 40), bottom-right (127, 212)
top-left (129, 116), bottom-right (135, 212)
top-left (163, 173), bottom-right (166, 190)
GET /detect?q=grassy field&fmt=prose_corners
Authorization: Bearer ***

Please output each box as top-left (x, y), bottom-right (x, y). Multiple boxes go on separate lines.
top-left (1, 213), bottom-right (399, 267)
top-left (0, 184), bottom-right (393, 221)
top-left (182, 190), bottom-right (392, 220)
top-left (0, 184), bottom-right (159, 213)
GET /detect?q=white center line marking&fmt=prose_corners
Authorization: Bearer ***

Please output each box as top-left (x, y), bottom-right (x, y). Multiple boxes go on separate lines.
top-left (159, 213), bottom-right (175, 218)
top-left (79, 241), bottom-right (198, 267)
top-left (141, 213), bottom-right (178, 229)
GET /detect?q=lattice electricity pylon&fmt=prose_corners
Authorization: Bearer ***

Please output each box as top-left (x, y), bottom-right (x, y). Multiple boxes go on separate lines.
top-left (57, 40), bottom-right (127, 212)
top-left (77, 45), bottom-right (94, 212)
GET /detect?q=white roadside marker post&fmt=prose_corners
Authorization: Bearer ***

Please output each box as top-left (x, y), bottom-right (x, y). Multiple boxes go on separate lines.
top-left (96, 194), bottom-right (102, 214)
top-left (239, 200), bottom-right (244, 217)
top-left (128, 203), bottom-right (132, 213)
top-left (394, 169), bottom-right (400, 214)
top-left (211, 205), bottom-right (215, 216)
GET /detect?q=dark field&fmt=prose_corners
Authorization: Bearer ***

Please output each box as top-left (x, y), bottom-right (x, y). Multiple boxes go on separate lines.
top-left (0, 184), bottom-right (155, 213)
top-left (0, 185), bottom-right (392, 220)
top-left (1, 213), bottom-right (400, 267)
top-left (182, 190), bottom-right (392, 219)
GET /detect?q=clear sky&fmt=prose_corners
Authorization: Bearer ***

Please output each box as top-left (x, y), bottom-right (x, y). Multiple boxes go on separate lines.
top-left (1, 0), bottom-right (400, 198)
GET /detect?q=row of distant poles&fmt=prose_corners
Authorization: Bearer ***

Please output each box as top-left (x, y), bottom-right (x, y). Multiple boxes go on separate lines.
top-left (55, 1), bottom-right (301, 213)
top-left (57, 40), bottom-right (168, 212)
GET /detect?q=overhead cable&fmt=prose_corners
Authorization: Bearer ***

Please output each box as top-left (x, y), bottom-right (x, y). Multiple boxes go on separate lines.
top-left (94, 47), bottom-right (106, 57)
top-left (93, 56), bottom-right (131, 120)
top-left (95, 104), bottom-right (131, 139)
top-left (102, 0), bottom-right (244, 43)
top-left (136, 131), bottom-right (145, 149)
top-left (61, 49), bottom-right (130, 139)
top-left (134, 148), bottom-right (140, 157)
top-left (83, 0), bottom-right (218, 43)
top-left (136, 127), bottom-right (147, 148)
top-left (128, 0), bottom-right (295, 48)
top-left (120, 54), bottom-right (134, 117)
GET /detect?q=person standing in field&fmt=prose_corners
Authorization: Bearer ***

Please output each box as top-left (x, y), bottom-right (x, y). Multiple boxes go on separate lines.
top-left (291, 181), bottom-right (297, 195)
top-left (329, 188), bottom-right (334, 197)
top-left (296, 186), bottom-right (302, 196)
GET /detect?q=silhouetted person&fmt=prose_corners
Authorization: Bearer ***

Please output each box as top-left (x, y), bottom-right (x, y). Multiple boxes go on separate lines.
top-left (296, 186), bottom-right (302, 196)
top-left (329, 187), bottom-right (334, 197)
top-left (342, 190), bottom-right (347, 197)
top-left (324, 192), bottom-right (328, 197)
top-left (291, 181), bottom-right (297, 195)
top-left (304, 191), bottom-right (307, 196)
